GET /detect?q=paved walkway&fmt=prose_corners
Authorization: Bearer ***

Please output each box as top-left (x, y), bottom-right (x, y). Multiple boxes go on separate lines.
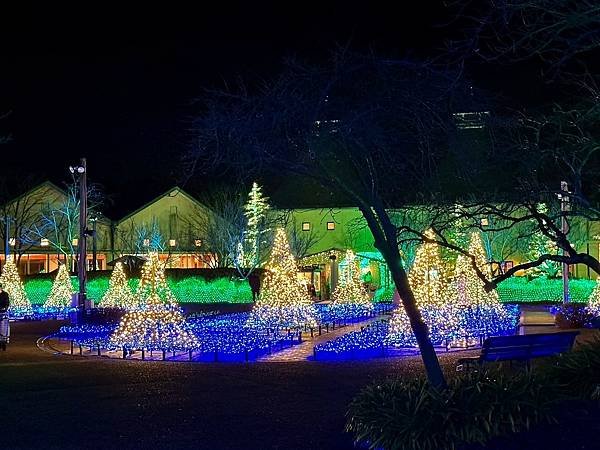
top-left (259, 316), bottom-right (387, 362)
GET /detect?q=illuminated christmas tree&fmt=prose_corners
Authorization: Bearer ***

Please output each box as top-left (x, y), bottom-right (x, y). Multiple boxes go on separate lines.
top-left (135, 253), bottom-right (176, 305)
top-left (452, 232), bottom-right (510, 337)
top-left (586, 277), bottom-right (600, 316)
top-left (44, 264), bottom-right (74, 309)
top-left (239, 182), bottom-right (270, 267)
top-left (386, 229), bottom-right (457, 346)
top-left (98, 262), bottom-right (135, 310)
top-left (248, 228), bottom-right (317, 328)
top-left (0, 256), bottom-right (33, 316)
top-left (331, 250), bottom-right (373, 317)
top-left (110, 253), bottom-right (198, 350)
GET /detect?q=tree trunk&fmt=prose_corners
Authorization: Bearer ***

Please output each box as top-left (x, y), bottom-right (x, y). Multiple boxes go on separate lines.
top-left (358, 204), bottom-right (448, 389)
top-left (386, 249), bottom-right (448, 389)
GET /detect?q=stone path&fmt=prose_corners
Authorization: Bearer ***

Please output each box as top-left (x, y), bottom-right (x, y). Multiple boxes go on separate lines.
top-left (259, 316), bottom-right (387, 362)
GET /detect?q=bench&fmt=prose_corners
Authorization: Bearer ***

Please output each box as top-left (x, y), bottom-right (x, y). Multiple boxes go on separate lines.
top-left (456, 331), bottom-right (579, 371)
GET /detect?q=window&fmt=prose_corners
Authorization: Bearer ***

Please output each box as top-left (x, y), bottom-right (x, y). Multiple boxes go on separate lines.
top-left (8, 238), bottom-right (16, 246)
top-left (169, 239), bottom-right (177, 247)
top-left (72, 238), bottom-right (78, 246)
top-left (40, 238), bottom-right (49, 247)
top-left (326, 221), bottom-right (335, 231)
top-left (194, 239), bottom-right (203, 247)
top-left (302, 222), bottom-right (311, 231)
top-left (481, 217), bottom-right (489, 226)
top-left (143, 238), bottom-right (150, 247)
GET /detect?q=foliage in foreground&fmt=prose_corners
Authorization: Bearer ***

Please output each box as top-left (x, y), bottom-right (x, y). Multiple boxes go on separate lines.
top-left (543, 337), bottom-right (600, 401)
top-left (346, 370), bottom-right (559, 450)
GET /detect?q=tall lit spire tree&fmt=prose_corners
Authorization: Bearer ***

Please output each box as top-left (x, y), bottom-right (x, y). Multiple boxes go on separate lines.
top-left (386, 229), bottom-right (457, 346)
top-left (248, 228), bottom-right (317, 328)
top-left (0, 256), bottom-right (33, 316)
top-left (331, 250), bottom-right (373, 317)
top-left (98, 262), bottom-right (135, 310)
top-left (235, 182), bottom-right (270, 276)
top-left (110, 252), bottom-right (198, 351)
top-left (44, 263), bottom-right (74, 309)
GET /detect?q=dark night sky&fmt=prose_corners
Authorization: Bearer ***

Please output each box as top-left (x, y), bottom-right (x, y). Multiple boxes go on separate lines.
top-left (0, 3), bottom-right (529, 217)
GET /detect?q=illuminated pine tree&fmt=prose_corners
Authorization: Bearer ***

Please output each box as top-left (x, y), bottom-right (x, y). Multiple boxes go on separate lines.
top-left (586, 277), bottom-right (600, 316)
top-left (0, 256), bottom-right (33, 316)
top-left (241, 182), bottom-right (270, 267)
top-left (331, 250), bottom-right (373, 318)
top-left (98, 262), bottom-right (135, 310)
top-left (407, 229), bottom-right (449, 308)
top-left (248, 228), bottom-right (317, 328)
top-left (44, 264), bottom-right (74, 308)
top-left (452, 232), bottom-right (509, 336)
top-left (110, 253), bottom-right (198, 351)
top-left (136, 252), bottom-right (176, 305)
top-left (386, 229), bottom-right (457, 346)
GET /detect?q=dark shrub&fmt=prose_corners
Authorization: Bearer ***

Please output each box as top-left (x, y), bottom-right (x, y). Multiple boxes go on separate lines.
top-left (542, 337), bottom-right (600, 400)
top-left (554, 303), bottom-right (592, 329)
top-left (346, 369), bottom-right (559, 450)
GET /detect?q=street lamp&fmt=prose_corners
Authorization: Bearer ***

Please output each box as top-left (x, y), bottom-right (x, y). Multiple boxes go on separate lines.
top-left (69, 158), bottom-right (90, 312)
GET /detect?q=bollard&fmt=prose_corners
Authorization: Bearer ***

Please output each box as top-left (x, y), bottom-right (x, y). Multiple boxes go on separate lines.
top-left (332, 322), bottom-right (335, 330)
top-left (318, 325), bottom-right (322, 336)
top-left (70, 340), bottom-right (74, 355)
top-left (79, 344), bottom-right (82, 356)
top-left (310, 327), bottom-right (314, 338)
top-left (97, 344), bottom-right (101, 356)
top-left (326, 323), bottom-right (329, 333)
top-left (142, 349), bottom-right (145, 360)
top-left (122, 346), bottom-right (126, 359)
top-left (172, 349), bottom-right (176, 358)
top-left (188, 349), bottom-right (193, 361)
top-left (162, 350), bottom-right (166, 361)
top-left (298, 332), bottom-right (302, 343)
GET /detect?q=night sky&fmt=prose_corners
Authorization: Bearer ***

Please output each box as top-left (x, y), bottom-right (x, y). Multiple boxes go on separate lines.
top-left (1, 3), bottom-right (530, 217)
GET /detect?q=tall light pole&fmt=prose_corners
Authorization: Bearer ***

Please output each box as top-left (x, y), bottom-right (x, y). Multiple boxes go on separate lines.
top-left (559, 181), bottom-right (570, 303)
top-left (69, 158), bottom-right (88, 311)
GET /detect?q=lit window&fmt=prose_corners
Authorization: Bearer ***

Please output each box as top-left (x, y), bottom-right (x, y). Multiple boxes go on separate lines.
top-left (302, 222), bottom-right (311, 231)
top-left (8, 238), bottom-right (16, 246)
top-left (40, 238), bottom-right (49, 247)
top-left (481, 218), bottom-right (489, 226)
top-left (169, 239), bottom-right (177, 247)
top-left (72, 238), bottom-right (78, 246)
top-left (194, 239), bottom-right (203, 247)
top-left (143, 238), bottom-right (150, 247)
top-left (327, 222), bottom-right (335, 231)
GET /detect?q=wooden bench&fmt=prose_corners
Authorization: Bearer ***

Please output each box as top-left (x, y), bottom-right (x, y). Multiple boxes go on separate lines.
top-left (456, 331), bottom-right (579, 371)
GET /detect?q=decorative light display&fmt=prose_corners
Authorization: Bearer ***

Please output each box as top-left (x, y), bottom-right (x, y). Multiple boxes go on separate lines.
top-left (386, 230), bottom-right (518, 349)
top-left (586, 277), bottom-right (600, 316)
top-left (331, 250), bottom-right (373, 318)
top-left (299, 249), bottom-right (345, 267)
top-left (98, 262), bottom-right (136, 310)
top-left (248, 228), bottom-right (317, 328)
top-left (109, 253), bottom-right (199, 351)
top-left (0, 256), bottom-right (33, 317)
top-left (135, 252), bottom-right (176, 305)
top-left (387, 229), bottom-right (459, 346)
top-left (44, 264), bottom-right (74, 308)
top-left (240, 182), bottom-right (270, 267)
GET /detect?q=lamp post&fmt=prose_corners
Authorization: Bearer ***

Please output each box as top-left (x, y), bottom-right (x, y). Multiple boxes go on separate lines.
top-left (558, 181), bottom-right (571, 304)
top-left (69, 158), bottom-right (89, 311)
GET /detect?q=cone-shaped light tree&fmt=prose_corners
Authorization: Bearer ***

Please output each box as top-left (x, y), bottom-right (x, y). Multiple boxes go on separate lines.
top-left (248, 228), bottom-right (317, 328)
top-left (586, 277), bottom-right (600, 316)
top-left (387, 229), bottom-right (457, 346)
top-left (110, 253), bottom-right (199, 350)
top-left (98, 262), bottom-right (135, 310)
top-left (452, 232), bottom-right (511, 337)
top-left (0, 256), bottom-right (33, 316)
top-left (331, 250), bottom-right (373, 317)
top-left (44, 264), bottom-right (74, 308)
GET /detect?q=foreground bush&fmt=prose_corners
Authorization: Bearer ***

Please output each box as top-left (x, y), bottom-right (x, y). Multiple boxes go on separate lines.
top-left (543, 337), bottom-right (600, 400)
top-left (346, 370), bottom-right (559, 450)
